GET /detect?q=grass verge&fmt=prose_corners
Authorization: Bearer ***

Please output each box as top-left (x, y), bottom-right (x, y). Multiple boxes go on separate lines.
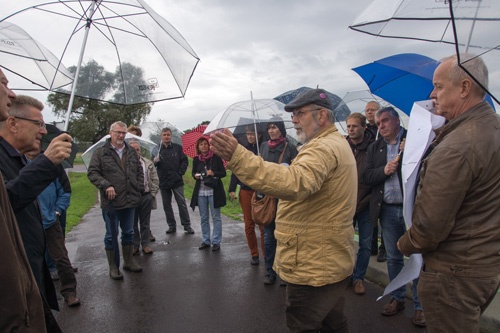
top-left (66, 172), bottom-right (98, 233)
top-left (67, 157), bottom-right (243, 232)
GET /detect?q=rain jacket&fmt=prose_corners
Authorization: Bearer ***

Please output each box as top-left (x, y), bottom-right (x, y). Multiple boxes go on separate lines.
top-left (87, 139), bottom-right (144, 210)
top-left (0, 176), bottom-right (46, 332)
top-left (227, 125), bottom-right (357, 286)
top-left (155, 142), bottom-right (188, 190)
top-left (347, 129), bottom-right (375, 213)
top-left (142, 156), bottom-right (159, 209)
top-left (0, 138), bottom-right (59, 311)
top-left (39, 173), bottom-right (71, 230)
top-left (399, 102), bottom-right (500, 276)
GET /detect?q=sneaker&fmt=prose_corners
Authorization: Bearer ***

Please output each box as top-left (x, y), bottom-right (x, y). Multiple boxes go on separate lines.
top-left (184, 226), bottom-right (194, 234)
top-left (353, 280), bottom-right (366, 295)
top-left (412, 310), bottom-right (426, 327)
top-left (50, 270), bottom-right (59, 281)
top-left (250, 256), bottom-right (259, 265)
top-left (198, 242), bottom-right (210, 250)
top-left (377, 249), bottom-right (387, 262)
top-left (212, 244), bottom-right (220, 251)
top-left (263, 274), bottom-right (276, 285)
top-left (381, 298), bottom-right (405, 316)
top-left (166, 227), bottom-right (176, 234)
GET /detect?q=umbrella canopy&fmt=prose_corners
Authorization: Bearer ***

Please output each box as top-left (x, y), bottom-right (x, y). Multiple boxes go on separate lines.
top-left (81, 132), bottom-right (156, 168)
top-left (353, 53), bottom-right (495, 115)
top-left (0, 21), bottom-right (73, 91)
top-left (203, 99), bottom-right (299, 151)
top-left (349, 0), bottom-right (500, 104)
top-left (181, 125), bottom-right (207, 159)
top-left (41, 124), bottom-right (79, 168)
top-left (0, 0), bottom-right (200, 130)
top-left (352, 53), bottom-right (439, 115)
top-left (274, 86), bottom-right (351, 121)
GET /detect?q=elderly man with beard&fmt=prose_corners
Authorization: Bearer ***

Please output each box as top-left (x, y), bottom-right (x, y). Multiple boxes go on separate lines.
top-left (398, 54), bottom-right (500, 332)
top-left (0, 89), bottom-right (72, 332)
top-left (210, 89), bottom-right (357, 332)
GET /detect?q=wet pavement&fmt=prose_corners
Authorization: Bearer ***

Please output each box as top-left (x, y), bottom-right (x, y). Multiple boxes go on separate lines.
top-left (55, 165), bottom-right (498, 332)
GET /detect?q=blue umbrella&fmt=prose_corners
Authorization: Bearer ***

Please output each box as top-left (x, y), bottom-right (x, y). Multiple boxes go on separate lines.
top-left (353, 53), bottom-right (495, 115)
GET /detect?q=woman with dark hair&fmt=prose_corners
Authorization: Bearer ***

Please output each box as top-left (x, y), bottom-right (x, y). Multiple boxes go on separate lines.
top-left (260, 117), bottom-right (297, 285)
top-left (190, 137), bottom-right (226, 251)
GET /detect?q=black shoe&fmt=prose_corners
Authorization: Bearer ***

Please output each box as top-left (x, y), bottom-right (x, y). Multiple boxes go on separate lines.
top-left (212, 244), bottom-right (220, 251)
top-left (377, 249), bottom-right (387, 262)
top-left (72, 266), bottom-right (78, 273)
top-left (166, 227), bottom-right (176, 234)
top-left (263, 274), bottom-right (276, 285)
top-left (279, 278), bottom-right (287, 287)
top-left (199, 242), bottom-right (210, 250)
top-left (250, 256), bottom-right (259, 265)
top-left (149, 231), bottom-right (156, 242)
top-left (184, 227), bottom-right (194, 234)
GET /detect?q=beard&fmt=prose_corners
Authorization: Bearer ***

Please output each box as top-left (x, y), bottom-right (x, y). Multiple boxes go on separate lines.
top-left (296, 121), bottom-right (320, 144)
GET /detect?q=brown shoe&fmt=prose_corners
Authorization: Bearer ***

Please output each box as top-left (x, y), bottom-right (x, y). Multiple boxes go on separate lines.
top-left (353, 280), bottom-right (366, 295)
top-left (142, 245), bottom-right (153, 255)
top-left (65, 295), bottom-right (81, 307)
top-left (132, 247), bottom-right (140, 256)
top-left (412, 310), bottom-right (426, 327)
top-left (381, 298), bottom-right (405, 316)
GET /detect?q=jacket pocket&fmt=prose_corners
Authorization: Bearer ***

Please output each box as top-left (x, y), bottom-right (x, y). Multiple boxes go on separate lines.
top-left (274, 230), bottom-right (298, 273)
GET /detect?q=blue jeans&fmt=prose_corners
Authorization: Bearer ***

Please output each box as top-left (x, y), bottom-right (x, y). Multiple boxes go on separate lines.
top-left (102, 207), bottom-right (135, 249)
top-left (198, 195), bottom-right (222, 245)
top-left (264, 221), bottom-right (277, 276)
top-left (352, 207), bottom-right (373, 281)
top-left (380, 204), bottom-right (421, 310)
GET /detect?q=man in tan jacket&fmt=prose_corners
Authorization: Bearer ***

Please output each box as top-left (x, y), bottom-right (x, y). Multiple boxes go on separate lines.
top-left (210, 89), bottom-right (357, 332)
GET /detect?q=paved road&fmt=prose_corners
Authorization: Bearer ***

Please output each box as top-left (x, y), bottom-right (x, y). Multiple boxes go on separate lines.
top-left (53, 192), bottom-right (426, 333)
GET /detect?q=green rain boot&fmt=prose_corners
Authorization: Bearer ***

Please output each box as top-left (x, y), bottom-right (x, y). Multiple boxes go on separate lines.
top-left (122, 244), bottom-right (143, 273)
top-left (105, 249), bottom-right (123, 280)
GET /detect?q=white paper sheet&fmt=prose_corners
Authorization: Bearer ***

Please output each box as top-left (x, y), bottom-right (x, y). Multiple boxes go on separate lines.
top-left (378, 100), bottom-right (445, 301)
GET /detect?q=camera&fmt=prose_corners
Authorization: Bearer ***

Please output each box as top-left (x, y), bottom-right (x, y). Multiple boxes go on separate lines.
top-left (200, 170), bottom-right (207, 178)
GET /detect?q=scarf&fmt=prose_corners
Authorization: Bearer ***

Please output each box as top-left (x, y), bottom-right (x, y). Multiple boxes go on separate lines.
top-left (198, 150), bottom-right (213, 163)
top-left (267, 136), bottom-right (286, 149)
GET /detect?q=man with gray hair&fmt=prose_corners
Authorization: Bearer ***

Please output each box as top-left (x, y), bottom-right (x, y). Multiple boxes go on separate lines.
top-left (398, 54), bottom-right (500, 332)
top-left (88, 121), bottom-right (144, 279)
top-left (364, 106), bottom-right (424, 327)
top-left (210, 89), bottom-right (357, 331)
top-left (0, 91), bottom-right (72, 331)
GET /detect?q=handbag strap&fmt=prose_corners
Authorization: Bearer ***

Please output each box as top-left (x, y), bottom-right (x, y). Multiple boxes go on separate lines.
top-left (277, 142), bottom-right (288, 164)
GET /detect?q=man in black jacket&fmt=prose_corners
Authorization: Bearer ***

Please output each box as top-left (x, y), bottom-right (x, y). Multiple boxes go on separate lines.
top-left (154, 127), bottom-right (194, 234)
top-left (0, 94), bottom-right (72, 330)
top-left (364, 107), bottom-right (424, 327)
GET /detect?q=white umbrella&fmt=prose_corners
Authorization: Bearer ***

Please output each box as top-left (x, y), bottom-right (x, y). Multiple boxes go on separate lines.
top-left (81, 132), bottom-right (156, 168)
top-left (0, 21), bottom-right (73, 91)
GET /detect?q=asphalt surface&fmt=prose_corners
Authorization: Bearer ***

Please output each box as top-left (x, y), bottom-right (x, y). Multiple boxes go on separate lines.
top-left (55, 165), bottom-right (498, 332)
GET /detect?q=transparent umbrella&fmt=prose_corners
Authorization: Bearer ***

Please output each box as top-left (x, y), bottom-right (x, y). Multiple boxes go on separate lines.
top-left (81, 132), bottom-right (156, 168)
top-left (204, 97), bottom-right (298, 154)
top-left (349, 0), bottom-right (500, 104)
top-left (0, 0), bottom-right (200, 130)
top-left (0, 21), bottom-right (73, 91)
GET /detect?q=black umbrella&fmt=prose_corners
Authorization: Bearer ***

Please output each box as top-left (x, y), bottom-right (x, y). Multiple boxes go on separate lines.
top-left (41, 124), bottom-right (79, 168)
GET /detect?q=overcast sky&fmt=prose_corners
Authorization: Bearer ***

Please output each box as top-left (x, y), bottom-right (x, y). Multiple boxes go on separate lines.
top-left (9, 0), bottom-right (463, 131)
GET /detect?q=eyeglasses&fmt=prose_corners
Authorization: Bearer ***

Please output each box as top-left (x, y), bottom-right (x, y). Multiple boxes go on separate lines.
top-left (290, 108), bottom-right (322, 120)
top-left (14, 116), bottom-right (46, 129)
top-left (111, 130), bottom-right (127, 136)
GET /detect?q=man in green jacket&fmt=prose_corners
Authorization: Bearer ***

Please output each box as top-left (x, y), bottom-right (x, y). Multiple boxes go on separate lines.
top-left (210, 89), bottom-right (357, 332)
